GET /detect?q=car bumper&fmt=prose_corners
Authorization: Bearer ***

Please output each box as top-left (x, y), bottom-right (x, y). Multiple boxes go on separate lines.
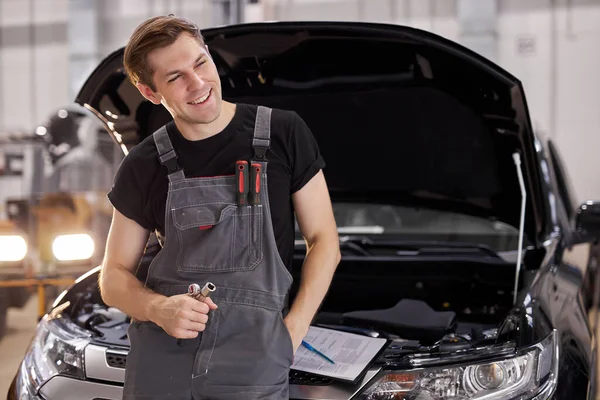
top-left (40, 376), bottom-right (123, 400)
top-left (9, 366), bottom-right (123, 400)
top-left (8, 357), bottom-right (380, 400)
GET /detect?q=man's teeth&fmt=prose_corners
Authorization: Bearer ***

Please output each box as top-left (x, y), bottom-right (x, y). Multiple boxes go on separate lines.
top-left (190, 91), bottom-right (210, 104)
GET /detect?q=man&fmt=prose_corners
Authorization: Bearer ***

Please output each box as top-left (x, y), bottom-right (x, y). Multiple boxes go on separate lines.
top-left (99, 15), bottom-right (341, 400)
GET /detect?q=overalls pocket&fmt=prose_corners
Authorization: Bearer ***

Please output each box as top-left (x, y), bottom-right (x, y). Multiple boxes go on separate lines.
top-left (192, 302), bottom-right (293, 387)
top-left (124, 321), bottom-right (200, 399)
top-left (172, 203), bottom-right (263, 272)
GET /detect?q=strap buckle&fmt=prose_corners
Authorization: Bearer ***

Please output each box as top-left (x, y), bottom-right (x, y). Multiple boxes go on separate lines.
top-left (164, 157), bottom-right (179, 174)
top-left (159, 149), bottom-right (180, 173)
top-left (252, 138), bottom-right (270, 160)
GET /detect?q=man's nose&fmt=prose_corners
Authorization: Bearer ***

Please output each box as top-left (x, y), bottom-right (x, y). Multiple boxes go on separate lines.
top-left (188, 72), bottom-right (205, 90)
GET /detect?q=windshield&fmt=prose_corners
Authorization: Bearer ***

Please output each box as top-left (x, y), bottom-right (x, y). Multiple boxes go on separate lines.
top-left (297, 202), bottom-right (527, 253)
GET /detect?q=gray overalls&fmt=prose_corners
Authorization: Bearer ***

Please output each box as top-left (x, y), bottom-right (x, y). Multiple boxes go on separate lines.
top-left (123, 106), bottom-right (295, 399)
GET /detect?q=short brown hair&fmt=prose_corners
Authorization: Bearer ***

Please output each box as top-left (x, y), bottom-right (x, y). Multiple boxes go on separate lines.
top-left (123, 15), bottom-right (205, 91)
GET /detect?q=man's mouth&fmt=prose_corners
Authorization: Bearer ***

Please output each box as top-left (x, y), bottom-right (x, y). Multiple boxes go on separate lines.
top-left (188, 90), bottom-right (211, 105)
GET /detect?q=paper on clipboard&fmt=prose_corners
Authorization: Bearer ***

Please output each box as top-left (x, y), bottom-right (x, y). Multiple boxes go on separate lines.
top-left (291, 326), bottom-right (388, 382)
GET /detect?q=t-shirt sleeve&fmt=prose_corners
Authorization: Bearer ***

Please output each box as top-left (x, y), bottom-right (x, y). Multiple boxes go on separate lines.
top-left (289, 112), bottom-right (326, 194)
top-left (107, 153), bottom-right (154, 230)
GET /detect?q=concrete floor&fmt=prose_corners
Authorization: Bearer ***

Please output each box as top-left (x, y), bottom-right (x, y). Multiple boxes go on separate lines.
top-left (0, 295), bottom-right (37, 397)
top-left (1, 296), bottom-right (600, 399)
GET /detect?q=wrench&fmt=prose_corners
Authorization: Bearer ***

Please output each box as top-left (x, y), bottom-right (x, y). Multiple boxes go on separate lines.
top-left (188, 282), bottom-right (216, 300)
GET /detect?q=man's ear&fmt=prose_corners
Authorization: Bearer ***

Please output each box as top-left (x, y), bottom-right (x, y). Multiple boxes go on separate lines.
top-left (136, 82), bottom-right (162, 105)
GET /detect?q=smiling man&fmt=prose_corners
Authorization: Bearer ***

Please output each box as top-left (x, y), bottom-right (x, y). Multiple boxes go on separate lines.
top-left (98, 15), bottom-right (341, 400)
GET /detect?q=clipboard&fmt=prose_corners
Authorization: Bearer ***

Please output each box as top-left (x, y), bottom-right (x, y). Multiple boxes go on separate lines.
top-left (290, 325), bottom-right (391, 384)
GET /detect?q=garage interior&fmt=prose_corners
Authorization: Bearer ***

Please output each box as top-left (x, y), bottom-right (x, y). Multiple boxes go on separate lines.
top-left (1, 0), bottom-right (600, 399)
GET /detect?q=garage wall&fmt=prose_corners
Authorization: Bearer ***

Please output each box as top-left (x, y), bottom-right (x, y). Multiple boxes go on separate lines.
top-left (498, 0), bottom-right (600, 205)
top-left (263, 0), bottom-right (600, 205)
top-left (0, 0), bottom-right (598, 205)
top-left (0, 0), bottom-right (69, 134)
top-left (68, 0), bottom-right (216, 104)
top-left (265, 0), bottom-right (460, 41)
top-left (0, 0), bottom-right (221, 136)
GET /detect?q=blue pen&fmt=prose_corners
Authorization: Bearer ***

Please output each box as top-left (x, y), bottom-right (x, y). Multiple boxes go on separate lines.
top-left (301, 340), bottom-right (335, 364)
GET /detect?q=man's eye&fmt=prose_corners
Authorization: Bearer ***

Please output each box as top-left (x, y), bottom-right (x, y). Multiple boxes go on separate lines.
top-left (168, 75), bottom-right (180, 83)
top-left (195, 62), bottom-right (206, 68)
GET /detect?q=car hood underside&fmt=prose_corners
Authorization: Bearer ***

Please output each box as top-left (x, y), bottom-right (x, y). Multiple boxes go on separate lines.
top-left (76, 21), bottom-right (545, 245)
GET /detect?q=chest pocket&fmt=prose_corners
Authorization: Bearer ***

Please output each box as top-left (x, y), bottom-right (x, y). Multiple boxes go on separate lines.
top-left (172, 202), bottom-right (263, 273)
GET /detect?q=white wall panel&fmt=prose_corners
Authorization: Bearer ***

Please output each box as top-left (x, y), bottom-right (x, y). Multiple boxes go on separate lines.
top-left (409, 0), bottom-right (437, 32)
top-left (118, 0), bottom-right (152, 16)
top-left (553, 31), bottom-right (600, 203)
top-left (362, 0), bottom-right (394, 23)
top-left (32, 0), bottom-right (68, 24)
top-left (245, 2), bottom-right (265, 23)
top-left (34, 44), bottom-right (69, 124)
top-left (180, 1), bottom-right (214, 29)
top-left (498, 0), bottom-right (600, 203)
top-left (0, 0), bottom-right (31, 27)
top-left (432, 0), bottom-right (460, 42)
top-left (497, 0), bottom-right (553, 137)
top-left (0, 48), bottom-right (33, 132)
top-left (278, 0), bottom-right (360, 21)
top-left (69, 4), bottom-right (97, 56)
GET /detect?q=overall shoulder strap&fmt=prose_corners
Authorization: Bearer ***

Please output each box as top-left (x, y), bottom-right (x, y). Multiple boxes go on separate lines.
top-left (252, 106), bottom-right (272, 162)
top-left (153, 125), bottom-right (185, 183)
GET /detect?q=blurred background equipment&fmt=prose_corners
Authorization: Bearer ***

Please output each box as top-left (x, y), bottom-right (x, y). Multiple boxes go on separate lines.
top-left (0, 138), bottom-right (43, 340)
top-left (0, 105), bottom-right (123, 332)
top-left (0, 218), bottom-right (32, 340)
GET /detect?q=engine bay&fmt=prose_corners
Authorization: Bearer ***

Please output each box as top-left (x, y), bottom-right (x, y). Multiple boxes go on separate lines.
top-left (49, 233), bottom-right (524, 389)
top-left (60, 263), bottom-right (512, 372)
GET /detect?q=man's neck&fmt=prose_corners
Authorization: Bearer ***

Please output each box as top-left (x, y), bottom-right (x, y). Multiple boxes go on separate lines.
top-left (175, 101), bottom-right (237, 141)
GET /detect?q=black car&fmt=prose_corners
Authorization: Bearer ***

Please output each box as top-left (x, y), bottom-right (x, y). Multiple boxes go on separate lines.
top-left (8, 21), bottom-right (600, 400)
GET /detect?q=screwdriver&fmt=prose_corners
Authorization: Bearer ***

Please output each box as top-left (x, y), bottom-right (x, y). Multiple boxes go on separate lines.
top-left (235, 160), bottom-right (249, 206)
top-left (249, 163), bottom-right (262, 206)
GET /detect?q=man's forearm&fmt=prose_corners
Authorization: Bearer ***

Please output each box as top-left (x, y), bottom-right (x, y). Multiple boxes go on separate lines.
top-left (99, 264), bottom-right (165, 323)
top-left (286, 237), bottom-right (341, 332)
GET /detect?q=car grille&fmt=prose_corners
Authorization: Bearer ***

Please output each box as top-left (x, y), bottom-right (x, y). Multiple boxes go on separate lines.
top-left (289, 370), bottom-right (334, 386)
top-left (104, 352), bottom-right (333, 386)
top-left (105, 350), bottom-right (127, 369)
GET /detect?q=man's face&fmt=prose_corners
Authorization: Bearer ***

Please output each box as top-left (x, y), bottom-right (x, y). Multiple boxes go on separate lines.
top-left (141, 34), bottom-right (222, 126)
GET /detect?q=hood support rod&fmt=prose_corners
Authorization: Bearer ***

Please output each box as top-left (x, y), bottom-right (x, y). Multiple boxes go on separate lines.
top-left (512, 152), bottom-right (527, 304)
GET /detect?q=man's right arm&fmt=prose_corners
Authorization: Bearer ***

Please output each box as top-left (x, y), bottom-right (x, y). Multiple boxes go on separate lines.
top-left (99, 208), bottom-right (217, 338)
top-left (99, 207), bottom-right (160, 322)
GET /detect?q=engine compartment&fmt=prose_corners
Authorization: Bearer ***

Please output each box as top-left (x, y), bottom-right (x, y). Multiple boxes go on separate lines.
top-left (56, 237), bottom-right (519, 354)
top-left (44, 239), bottom-right (530, 392)
top-left (291, 250), bottom-right (516, 324)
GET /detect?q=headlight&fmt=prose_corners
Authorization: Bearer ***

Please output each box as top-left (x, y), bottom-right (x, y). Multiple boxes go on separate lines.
top-left (0, 234), bottom-right (27, 262)
top-left (359, 330), bottom-right (558, 400)
top-left (52, 234), bottom-right (95, 261)
top-left (21, 314), bottom-right (91, 394)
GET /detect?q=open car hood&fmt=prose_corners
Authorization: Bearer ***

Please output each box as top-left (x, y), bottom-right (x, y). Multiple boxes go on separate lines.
top-left (75, 21), bottom-right (545, 245)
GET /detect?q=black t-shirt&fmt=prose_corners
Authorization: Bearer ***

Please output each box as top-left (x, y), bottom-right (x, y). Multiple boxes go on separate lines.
top-left (107, 103), bottom-right (325, 273)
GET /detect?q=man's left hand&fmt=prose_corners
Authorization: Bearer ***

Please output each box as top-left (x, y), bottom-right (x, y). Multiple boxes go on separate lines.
top-left (283, 315), bottom-right (309, 354)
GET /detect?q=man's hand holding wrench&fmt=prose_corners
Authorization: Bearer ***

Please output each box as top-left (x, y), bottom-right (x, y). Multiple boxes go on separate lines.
top-left (148, 282), bottom-right (218, 340)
